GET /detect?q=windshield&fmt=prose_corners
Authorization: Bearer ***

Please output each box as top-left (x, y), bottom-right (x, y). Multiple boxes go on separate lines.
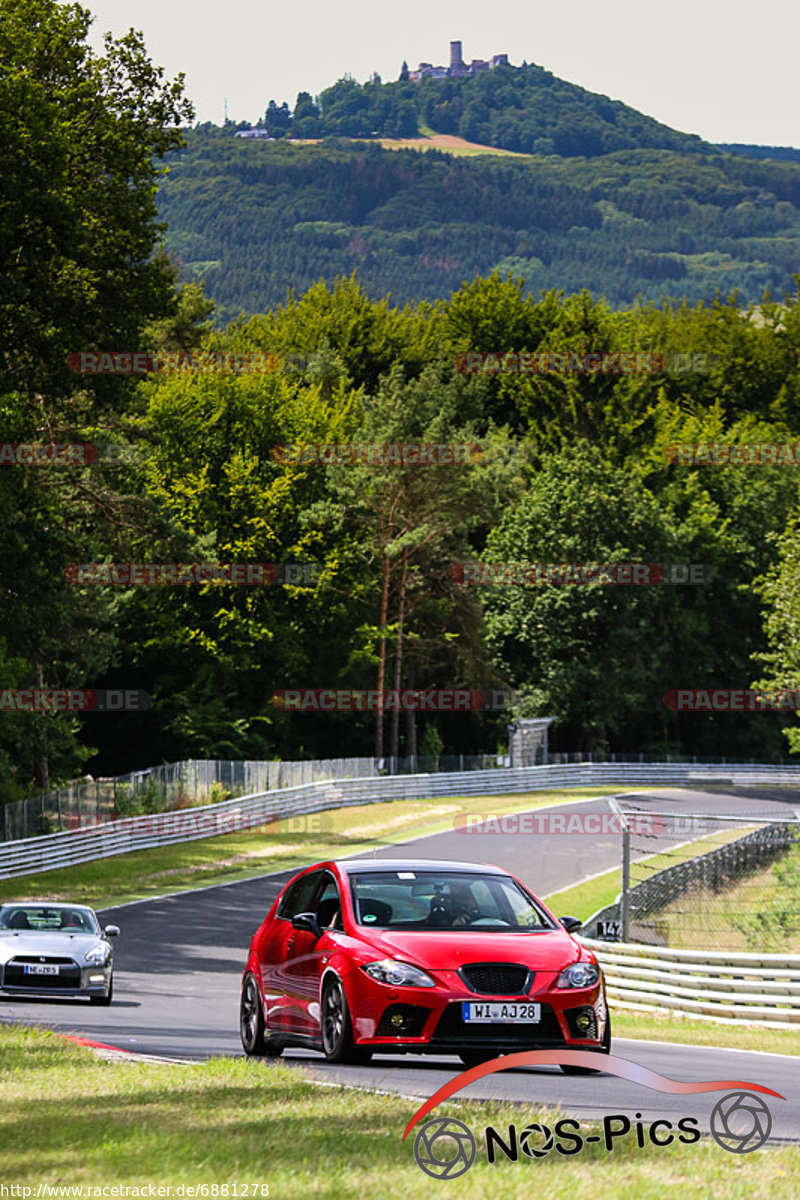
top-left (349, 870), bottom-right (556, 932)
top-left (0, 905), bottom-right (100, 934)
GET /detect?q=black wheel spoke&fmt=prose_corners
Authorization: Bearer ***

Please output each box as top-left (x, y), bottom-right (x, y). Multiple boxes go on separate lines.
top-left (323, 982), bottom-right (345, 1054)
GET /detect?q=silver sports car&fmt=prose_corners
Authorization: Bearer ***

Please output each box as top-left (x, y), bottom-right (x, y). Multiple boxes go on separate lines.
top-left (0, 903), bottom-right (119, 1005)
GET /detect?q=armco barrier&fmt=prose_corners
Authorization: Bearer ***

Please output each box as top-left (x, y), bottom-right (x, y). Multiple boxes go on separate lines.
top-left (3, 760), bottom-right (800, 880)
top-left (2, 753), bottom-right (511, 841)
top-left (581, 937), bottom-right (800, 1028)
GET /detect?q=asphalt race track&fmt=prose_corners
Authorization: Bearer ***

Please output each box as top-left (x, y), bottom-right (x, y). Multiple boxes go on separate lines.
top-left (2, 787), bottom-right (798, 1141)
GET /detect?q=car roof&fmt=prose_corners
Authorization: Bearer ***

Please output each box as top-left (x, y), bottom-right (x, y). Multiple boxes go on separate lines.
top-left (0, 901), bottom-right (97, 912)
top-left (334, 859), bottom-right (507, 876)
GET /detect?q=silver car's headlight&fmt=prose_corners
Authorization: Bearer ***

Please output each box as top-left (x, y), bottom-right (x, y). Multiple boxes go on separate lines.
top-left (361, 960), bottom-right (435, 987)
top-left (556, 962), bottom-right (600, 988)
top-left (85, 942), bottom-right (111, 965)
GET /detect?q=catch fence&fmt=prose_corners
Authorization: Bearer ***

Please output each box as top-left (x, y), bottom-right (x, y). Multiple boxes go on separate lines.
top-left (584, 802), bottom-right (800, 952)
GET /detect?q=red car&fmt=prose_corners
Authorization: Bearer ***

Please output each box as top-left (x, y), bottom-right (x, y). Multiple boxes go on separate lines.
top-left (240, 859), bottom-right (610, 1072)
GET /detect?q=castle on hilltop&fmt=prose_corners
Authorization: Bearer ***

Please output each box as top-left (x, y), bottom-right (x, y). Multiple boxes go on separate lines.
top-left (406, 41), bottom-right (509, 82)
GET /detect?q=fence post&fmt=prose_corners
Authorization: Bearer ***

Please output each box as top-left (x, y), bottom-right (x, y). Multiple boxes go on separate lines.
top-left (620, 824), bottom-right (631, 943)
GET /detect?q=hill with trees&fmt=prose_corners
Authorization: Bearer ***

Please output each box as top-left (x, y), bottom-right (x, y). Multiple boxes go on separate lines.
top-left (260, 63), bottom-right (712, 156)
top-left (158, 130), bottom-right (800, 317)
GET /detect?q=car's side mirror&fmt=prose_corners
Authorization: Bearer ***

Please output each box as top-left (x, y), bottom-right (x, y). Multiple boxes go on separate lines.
top-left (558, 915), bottom-right (582, 934)
top-left (291, 912), bottom-right (321, 939)
top-left (104, 925), bottom-right (120, 938)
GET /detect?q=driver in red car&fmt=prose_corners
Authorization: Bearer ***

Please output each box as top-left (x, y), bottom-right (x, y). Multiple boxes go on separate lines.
top-left (448, 881), bottom-right (480, 927)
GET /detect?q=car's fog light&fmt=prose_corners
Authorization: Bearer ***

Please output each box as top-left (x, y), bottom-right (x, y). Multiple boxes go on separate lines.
top-left (575, 1013), bottom-right (592, 1031)
top-left (89, 974), bottom-right (106, 982)
top-left (390, 1013), bottom-right (404, 1028)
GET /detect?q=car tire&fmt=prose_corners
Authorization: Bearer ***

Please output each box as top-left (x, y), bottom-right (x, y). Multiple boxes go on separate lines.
top-left (240, 972), bottom-right (282, 1058)
top-left (560, 1012), bottom-right (611, 1075)
top-left (320, 976), bottom-right (370, 1064)
top-left (90, 978), bottom-right (113, 1006)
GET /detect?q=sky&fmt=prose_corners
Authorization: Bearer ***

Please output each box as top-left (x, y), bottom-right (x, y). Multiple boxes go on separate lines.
top-left (84, 0), bottom-right (800, 147)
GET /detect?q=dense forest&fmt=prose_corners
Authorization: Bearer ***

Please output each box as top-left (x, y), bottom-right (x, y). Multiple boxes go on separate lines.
top-left (158, 131), bottom-right (800, 317)
top-left (3, 1), bottom-right (800, 804)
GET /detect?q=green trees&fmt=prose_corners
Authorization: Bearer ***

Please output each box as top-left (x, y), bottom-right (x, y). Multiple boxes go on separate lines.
top-left (263, 62), bottom-right (709, 157)
top-left (312, 366), bottom-right (504, 758)
top-left (155, 131), bottom-right (800, 315)
top-left (0, 0), bottom-right (192, 398)
top-left (0, 0), bottom-right (191, 796)
top-left (754, 517), bottom-right (800, 754)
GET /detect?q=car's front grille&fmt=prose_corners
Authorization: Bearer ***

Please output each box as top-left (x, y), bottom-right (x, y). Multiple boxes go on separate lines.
top-left (4, 958), bottom-right (80, 989)
top-left (459, 963), bottom-right (532, 995)
top-left (431, 1002), bottom-right (565, 1048)
top-left (12, 956), bottom-right (74, 964)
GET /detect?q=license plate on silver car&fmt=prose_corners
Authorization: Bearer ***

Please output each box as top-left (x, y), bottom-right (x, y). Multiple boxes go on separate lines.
top-left (23, 964), bottom-right (59, 976)
top-left (462, 1002), bottom-right (541, 1023)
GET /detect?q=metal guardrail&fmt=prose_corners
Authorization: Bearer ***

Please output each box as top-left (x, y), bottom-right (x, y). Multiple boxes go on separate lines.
top-left (2, 760), bottom-right (800, 881)
top-left (1, 753), bottom-right (513, 841)
top-left (6, 751), bottom-right (794, 842)
top-left (581, 937), bottom-right (800, 1028)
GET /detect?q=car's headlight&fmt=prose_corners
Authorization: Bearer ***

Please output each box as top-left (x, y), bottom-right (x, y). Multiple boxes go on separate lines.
top-left (85, 942), bottom-right (111, 965)
top-left (361, 959), bottom-right (435, 988)
top-left (556, 962), bottom-right (600, 988)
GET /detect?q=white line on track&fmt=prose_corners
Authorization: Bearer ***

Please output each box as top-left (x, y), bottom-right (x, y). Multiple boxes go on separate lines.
top-left (614, 1036), bottom-right (799, 1060)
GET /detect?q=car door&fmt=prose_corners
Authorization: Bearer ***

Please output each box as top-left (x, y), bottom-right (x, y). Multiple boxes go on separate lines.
top-left (281, 871), bottom-right (343, 1035)
top-left (261, 870), bottom-right (322, 1032)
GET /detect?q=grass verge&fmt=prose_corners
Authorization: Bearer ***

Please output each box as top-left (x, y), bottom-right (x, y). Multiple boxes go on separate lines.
top-left (544, 868), bottom-right (621, 922)
top-left (648, 843), bottom-right (800, 953)
top-left (0, 787), bottom-right (624, 910)
top-left (611, 1010), bottom-right (799, 1057)
top-left (0, 1024), bottom-right (796, 1198)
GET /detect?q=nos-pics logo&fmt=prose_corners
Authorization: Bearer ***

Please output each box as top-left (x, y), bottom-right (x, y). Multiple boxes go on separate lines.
top-left (404, 1051), bottom-right (783, 1178)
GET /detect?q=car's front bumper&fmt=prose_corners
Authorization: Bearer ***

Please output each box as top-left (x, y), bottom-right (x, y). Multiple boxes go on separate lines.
top-left (0, 962), bottom-right (112, 999)
top-left (343, 965), bottom-right (608, 1052)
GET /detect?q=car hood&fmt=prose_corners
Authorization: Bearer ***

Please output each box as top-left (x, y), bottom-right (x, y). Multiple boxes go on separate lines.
top-left (0, 932), bottom-right (103, 964)
top-left (353, 928), bottom-right (584, 971)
